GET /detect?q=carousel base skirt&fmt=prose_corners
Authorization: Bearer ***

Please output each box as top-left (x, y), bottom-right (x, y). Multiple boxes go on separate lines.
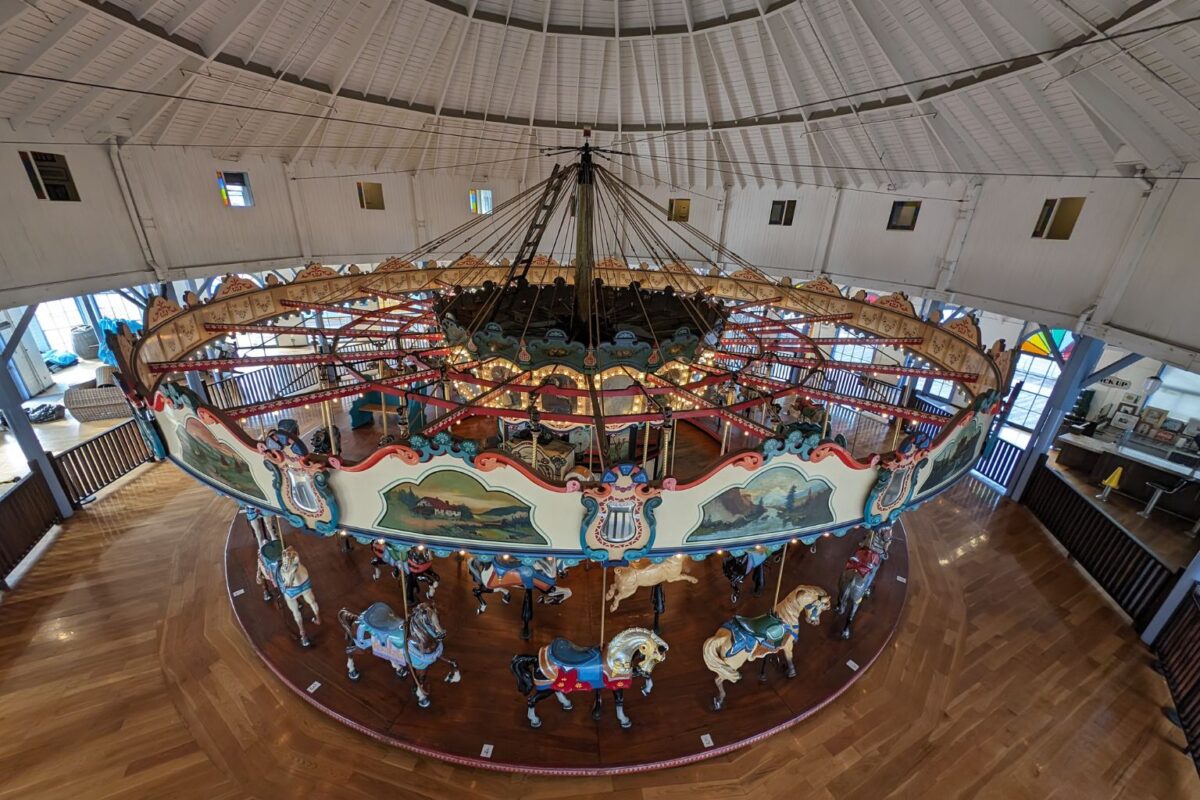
top-left (226, 518), bottom-right (907, 776)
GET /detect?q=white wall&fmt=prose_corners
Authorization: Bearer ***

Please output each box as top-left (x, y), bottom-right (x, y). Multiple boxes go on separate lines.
top-left (0, 140), bottom-right (1198, 371)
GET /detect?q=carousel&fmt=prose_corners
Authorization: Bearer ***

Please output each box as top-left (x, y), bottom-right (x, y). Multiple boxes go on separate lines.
top-left (111, 136), bottom-right (1015, 774)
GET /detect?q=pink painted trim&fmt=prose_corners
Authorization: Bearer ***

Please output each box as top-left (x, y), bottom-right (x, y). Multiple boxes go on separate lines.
top-left (224, 518), bottom-right (909, 776)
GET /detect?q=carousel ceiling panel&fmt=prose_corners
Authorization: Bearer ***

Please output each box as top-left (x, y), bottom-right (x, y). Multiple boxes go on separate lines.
top-left (1, 0), bottom-right (1198, 184)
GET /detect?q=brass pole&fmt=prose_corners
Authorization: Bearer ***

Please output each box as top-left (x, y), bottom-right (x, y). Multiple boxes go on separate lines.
top-left (599, 565), bottom-right (607, 645)
top-left (890, 419), bottom-right (901, 451)
top-left (772, 542), bottom-right (789, 608)
top-left (398, 549), bottom-right (409, 618)
top-left (641, 421), bottom-right (650, 470)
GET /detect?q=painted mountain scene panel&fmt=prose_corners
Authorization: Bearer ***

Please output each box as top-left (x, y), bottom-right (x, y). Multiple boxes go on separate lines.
top-left (921, 415), bottom-right (985, 494)
top-left (685, 465), bottom-right (834, 543)
top-left (378, 470), bottom-right (548, 545)
top-left (177, 417), bottom-right (266, 500)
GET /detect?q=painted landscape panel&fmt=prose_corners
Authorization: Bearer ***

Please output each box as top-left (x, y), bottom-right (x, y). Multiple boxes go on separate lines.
top-left (177, 417), bottom-right (266, 500)
top-left (378, 470), bottom-right (548, 545)
top-left (920, 415), bottom-right (985, 494)
top-left (685, 465), bottom-right (835, 543)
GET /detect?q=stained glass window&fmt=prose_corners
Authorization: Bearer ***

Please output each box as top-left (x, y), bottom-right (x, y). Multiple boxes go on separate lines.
top-left (1020, 328), bottom-right (1075, 361)
top-left (469, 188), bottom-right (493, 215)
top-left (217, 171), bottom-right (253, 207)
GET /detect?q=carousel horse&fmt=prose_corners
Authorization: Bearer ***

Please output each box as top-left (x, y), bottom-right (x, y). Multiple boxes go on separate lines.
top-left (510, 627), bottom-right (668, 729)
top-left (309, 425), bottom-right (341, 455)
top-left (605, 558), bottom-right (698, 632)
top-left (371, 541), bottom-right (439, 607)
top-left (265, 419), bottom-right (307, 456)
top-left (722, 549), bottom-right (771, 604)
top-left (702, 584), bottom-right (830, 711)
top-left (338, 601), bottom-right (460, 708)
top-left (835, 530), bottom-right (889, 640)
top-left (468, 556), bottom-right (572, 640)
top-left (256, 539), bottom-right (321, 647)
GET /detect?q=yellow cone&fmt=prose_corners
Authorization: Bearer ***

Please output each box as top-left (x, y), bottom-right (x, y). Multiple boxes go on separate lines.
top-left (1101, 467), bottom-right (1123, 490)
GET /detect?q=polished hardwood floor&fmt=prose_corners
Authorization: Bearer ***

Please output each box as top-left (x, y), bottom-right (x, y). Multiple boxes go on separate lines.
top-left (1, 465), bottom-right (1196, 798)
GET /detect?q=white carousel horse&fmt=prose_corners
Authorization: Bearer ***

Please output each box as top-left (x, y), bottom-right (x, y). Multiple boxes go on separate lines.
top-left (511, 627), bottom-right (669, 729)
top-left (605, 557), bottom-right (698, 612)
top-left (256, 540), bottom-right (321, 647)
top-left (702, 584), bottom-right (830, 710)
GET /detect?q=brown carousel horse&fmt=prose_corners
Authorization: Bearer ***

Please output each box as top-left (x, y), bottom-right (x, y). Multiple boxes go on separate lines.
top-left (468, 556), bottom-right (571, 640)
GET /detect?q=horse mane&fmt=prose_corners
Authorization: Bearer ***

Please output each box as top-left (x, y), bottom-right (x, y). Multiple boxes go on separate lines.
top-left (776, 585), bottom-right (825, 624)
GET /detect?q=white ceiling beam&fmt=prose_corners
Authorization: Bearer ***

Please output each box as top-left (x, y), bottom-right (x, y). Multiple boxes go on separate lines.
top-left (9, 26), bottom-right (125, 129)
top-left (201, 0), bottom-right (271, 58)
top-left (164, 0), bottom-right (214, 37)
top-left (85, 54), bottom-right (196, 141)
top-left (385, 4), bottom-right (428, 101)
top-left (291, 0), bottom-right (393, 163)
top-left (978, 0), bottom-right (1181, 171)
top-left (50, 37), bottom-right (159, 135)
top-left (628, 40), bottom-right (663, 186)
top-left (764, 13), bottom-right (830, 186)
top-left (0, 6), bottom-right (90, 97)
top-left (727, 26), bottom-right (783, 187)
top-left (0, 0), bottom-right (32, 36)
top-left (842, 0), bottom-right (978, 177)
top-left (298, 0), bottom-right (362, 84)
top-left (983, 85), bottom-right (1060, 171)
top-left (800, 2), bottom-right (896, 186)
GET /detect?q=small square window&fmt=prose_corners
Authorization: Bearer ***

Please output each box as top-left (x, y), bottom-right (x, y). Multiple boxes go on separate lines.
top-left (469, 188), bottom-right (493, 214)
top-left (217, 171), bottom-right (253, 207)
top-left (667, 198), bottom-right (691, 222)
top-left (887, 200), bottom-right (921, 231)
top-left (1032, 196), bottom-right (1085, 240)
top-left (19, 151), bottom-right (80, 201)
top-left (357, 181), bottom-right (385, 210)
top-left (769, 200), bottom-right (796, 226)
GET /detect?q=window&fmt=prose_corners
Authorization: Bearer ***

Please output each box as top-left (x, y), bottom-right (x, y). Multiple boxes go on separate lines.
top-left (217, 171), bottom-right (253, 207)
top-left (19, 151), bottom-right (80, 201)
top-left (1007, 353), bottom-right (1062, 429)
top-left (667, 198), bottom-right (690, 223)
top-left (887, 200), bottom-right (921, 230)
top-left (769, 200), bottom-right (796, 226)
top-left (1032, 196), bottom-right (1085, 239)
top-left (830, 329), bottom-right (875, 365)
top-left (925, 378), bottom-right (956, 402)
top-left (357, 181), bottom-right (385, 210)
top-left (33, 299), bottom-right (85, 353)
top-left (93, 291), bottom-right (143, 322)
top-left (469, 188), bottom-right (493, 215)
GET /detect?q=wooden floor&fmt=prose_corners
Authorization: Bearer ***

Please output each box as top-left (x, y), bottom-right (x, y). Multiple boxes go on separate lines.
top-left (1, 465), bottom-right (1196, 799)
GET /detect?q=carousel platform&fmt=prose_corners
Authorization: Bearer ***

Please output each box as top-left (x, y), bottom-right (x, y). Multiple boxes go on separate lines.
top-left (225, 516), bottom-right (908, 775)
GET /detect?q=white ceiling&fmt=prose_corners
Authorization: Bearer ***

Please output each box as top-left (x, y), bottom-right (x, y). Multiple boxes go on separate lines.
top-left (2, 0), bottom-right (1200, 187)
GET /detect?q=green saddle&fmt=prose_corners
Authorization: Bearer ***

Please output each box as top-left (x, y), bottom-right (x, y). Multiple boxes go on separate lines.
top-left (731, 613), bottom-right (788, 646)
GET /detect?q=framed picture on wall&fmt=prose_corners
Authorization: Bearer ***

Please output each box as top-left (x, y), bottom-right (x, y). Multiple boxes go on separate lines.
top-left (1121, 392), bottom-right (1142, 406)
top-left (1116, 403), bottom-right (1138, 416)
top-left (1155, 429), bottom-right (1179, 444)
top-left (1135, 422), bottom-right (1153, 436)
top-left (1141, 407), bottom-right (1169, 428)
top-left (1161, 418), bottom-right (1186, 433)
top-left (1184, 419), bottom-right (1200, 438)
top-left (1110, 412), bottom-right (1139, 431)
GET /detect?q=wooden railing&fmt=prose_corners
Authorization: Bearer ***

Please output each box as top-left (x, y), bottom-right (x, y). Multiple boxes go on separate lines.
top-left (208, 363), bottom-right (320, 410)
top-left (51, 420), bottom-right (154, 507)
top-left (1022, 457), bottom-right (1176, 631)
top-left (1153, 587), bottom-right (1200, 774)
top-left (974, 437), bottom-right (1023, 489)
top-left (0, 464), bottom-right (61, 590)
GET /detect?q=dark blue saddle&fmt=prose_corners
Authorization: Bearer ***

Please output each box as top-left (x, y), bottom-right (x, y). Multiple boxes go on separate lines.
top-left (362, 602), bottom-right (405, 634)
top-left (549, 638), bottom-right (600, 666)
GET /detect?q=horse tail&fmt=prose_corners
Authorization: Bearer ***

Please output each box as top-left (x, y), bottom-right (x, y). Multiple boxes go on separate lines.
top-left (702, 631), bottom-right (741, 684)
top-left (511, 654), bottom-right (538, 695)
